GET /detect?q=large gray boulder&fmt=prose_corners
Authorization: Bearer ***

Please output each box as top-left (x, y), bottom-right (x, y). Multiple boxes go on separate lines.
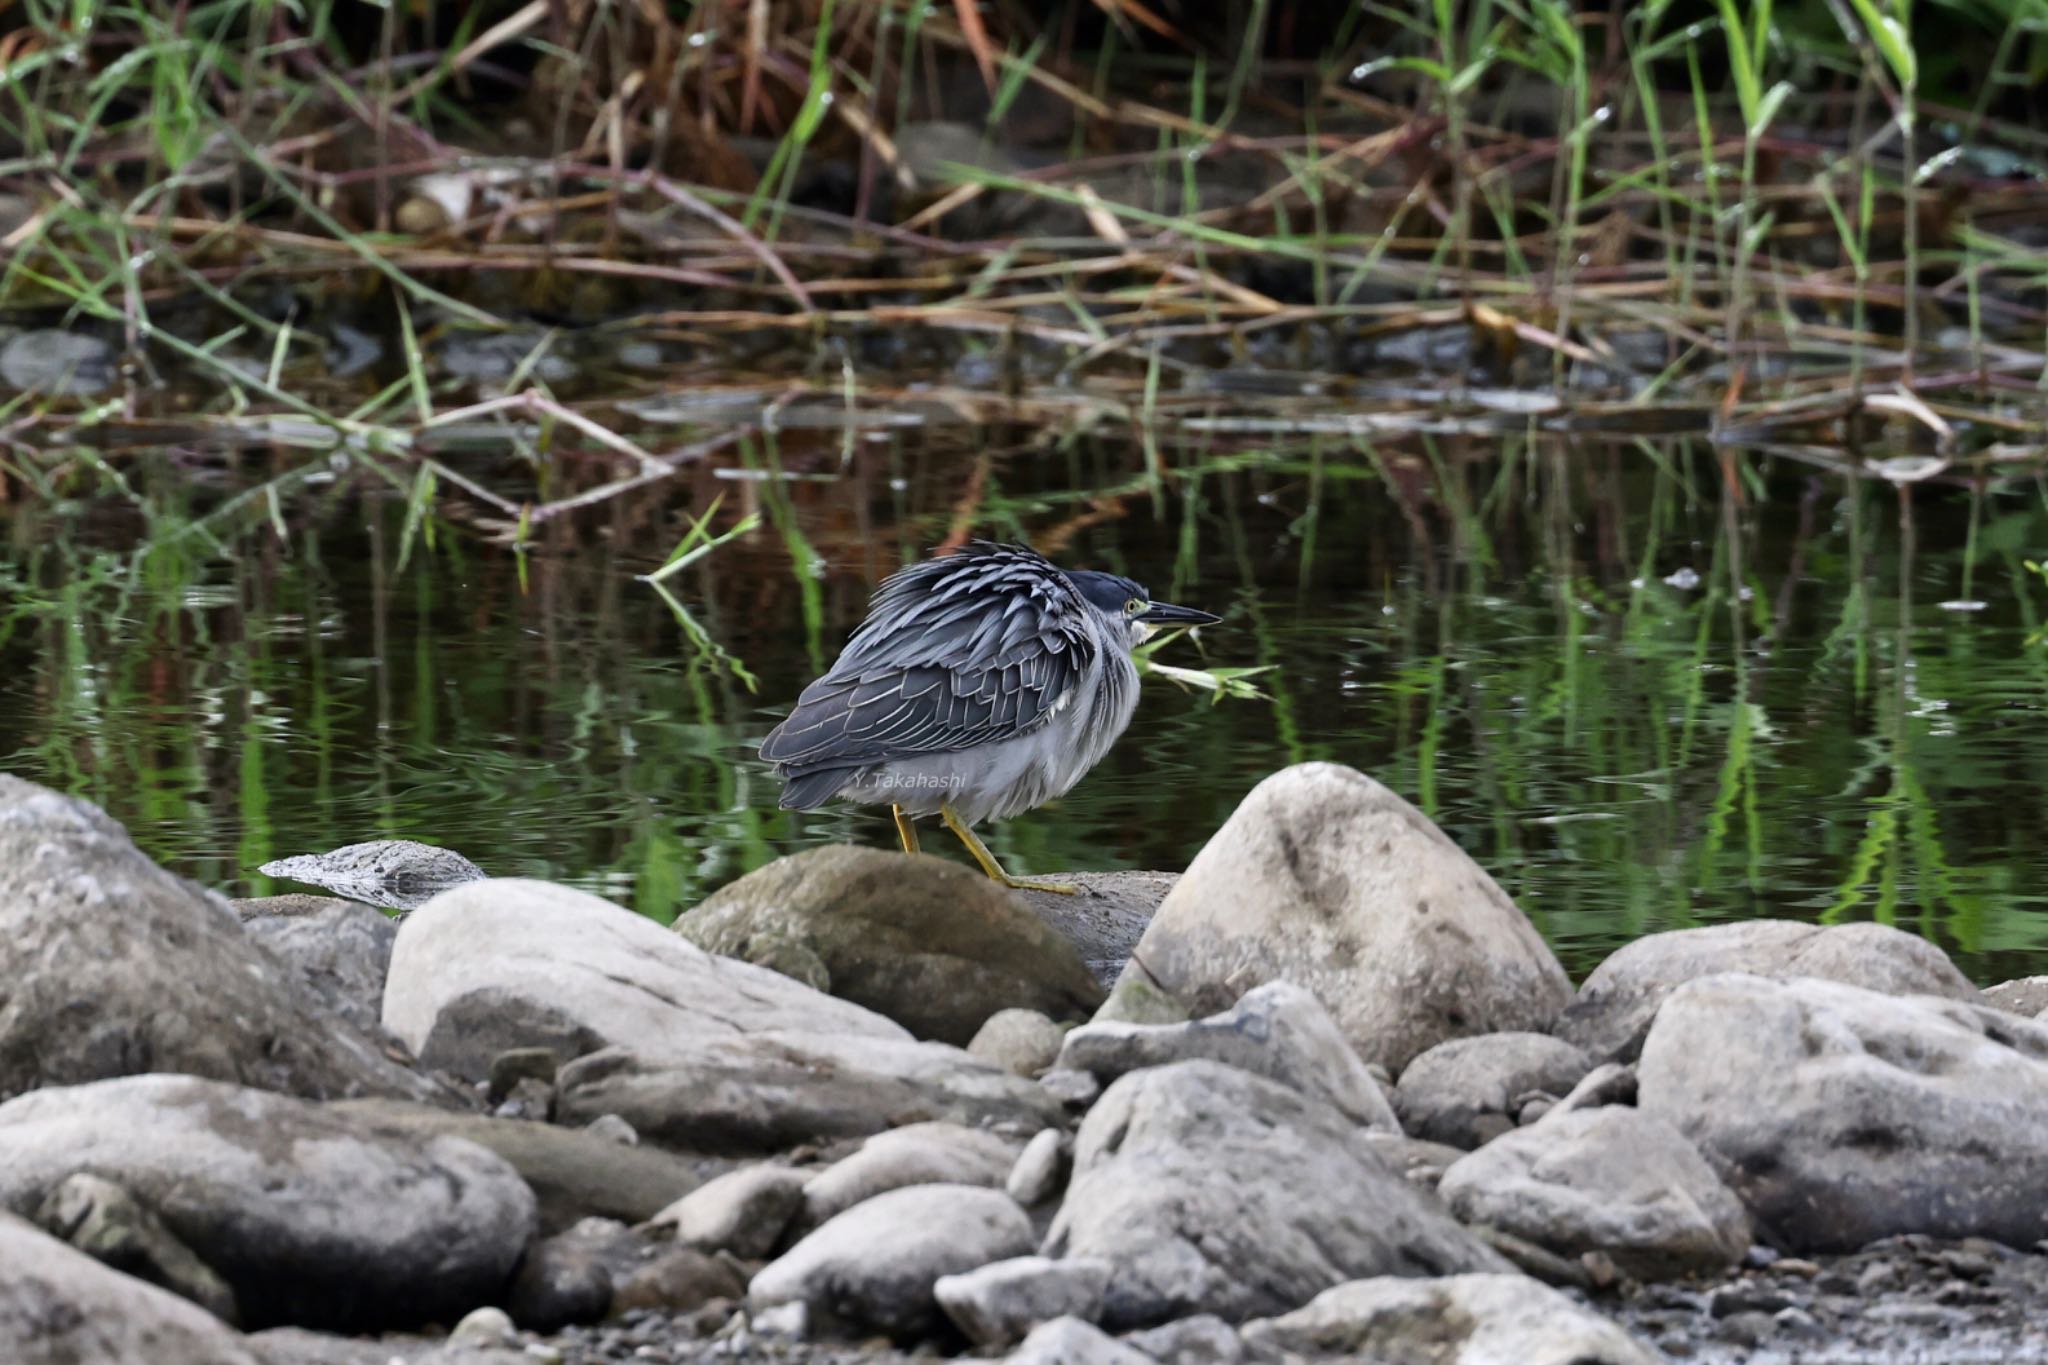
top-left (677, 847), bottom-right (1105, 1044)
top-left (327, 1099), bottom-right (711, 1234)
top-left (1118, 765), bottom-right (1570, 1072)
top-left (1438, 1107), bottom-right (1750, 1279)
top-left (1557, 920), bottom-right (1978, 1061)
top-left (1394, 1033), bottom-right (1593, 1149)
top-left (0, 776), bottom-right (438, 1104)
top-left (382, 878), bottom-right (905, 1080)
top-left (0, 1076), bottom-right (536, 1330)
top-left (1056, 981), bottom-right (1397, 1130)
top-left (235, 896), bottom-right (396, 1038)
top-left (1638, 973), bottom-right (2048, 1251)
top-left (1239, 1274), bottom-right (1662, 1365)
top-left (1043, 1060), bottom-right (1508, 1329)
top-left (553, 1036), bottom-right (1063, 1153)
top-left (749, 1184), bottom-right (1033, 1340)
top-left (0, 1212), bottom-right (262, 1365)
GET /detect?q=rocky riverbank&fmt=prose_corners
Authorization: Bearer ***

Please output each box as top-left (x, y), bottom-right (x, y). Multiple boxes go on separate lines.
top-left (6, 762), bottom-right (2048, 1363)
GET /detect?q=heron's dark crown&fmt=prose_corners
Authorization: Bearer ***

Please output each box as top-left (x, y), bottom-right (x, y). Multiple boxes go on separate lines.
top-left (1063, 568), bottom-right (1149, 612)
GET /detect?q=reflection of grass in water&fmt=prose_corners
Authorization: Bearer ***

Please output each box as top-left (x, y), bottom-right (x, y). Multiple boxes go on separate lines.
top-left (16, 428), bottom-right (2048, 972)
top-left (742, 434), bottom-right (828, 677)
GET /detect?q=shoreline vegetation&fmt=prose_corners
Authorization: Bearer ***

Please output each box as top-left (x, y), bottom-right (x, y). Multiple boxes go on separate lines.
top-left (7, 0), bottom-right (2048, 986)
top-left (11, 5), bottom-right (2048, 1363)
top-left (0, 0), bottom-right (2043, 494)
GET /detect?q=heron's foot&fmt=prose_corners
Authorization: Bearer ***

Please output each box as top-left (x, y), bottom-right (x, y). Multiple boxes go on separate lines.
top-left (995, 873), bottom-right (1079, 895)
top-left (891, 804), bottom-right (920, 855)
top-left (938, 804), bottom-right (1074, 895)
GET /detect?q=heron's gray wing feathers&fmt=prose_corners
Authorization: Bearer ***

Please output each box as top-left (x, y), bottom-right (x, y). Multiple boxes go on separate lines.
top-left (760, 544), bottom-right (1095, 770)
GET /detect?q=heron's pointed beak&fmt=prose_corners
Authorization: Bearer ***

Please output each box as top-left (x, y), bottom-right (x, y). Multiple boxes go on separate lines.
top-left (1137, 600), bottom-right (1221, 627)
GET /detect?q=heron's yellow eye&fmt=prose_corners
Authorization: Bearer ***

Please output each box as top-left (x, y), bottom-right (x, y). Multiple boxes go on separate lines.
top-left (1126, 598), bottom-right (1147, 615)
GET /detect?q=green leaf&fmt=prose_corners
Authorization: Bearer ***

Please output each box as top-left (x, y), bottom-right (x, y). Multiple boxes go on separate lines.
top-left (1750, 79), bottom-right (1795, 139)
top-left (1715, 0), bottom-right (1761, 128)
top-left (1846, 0), bottom-right (1918, 90)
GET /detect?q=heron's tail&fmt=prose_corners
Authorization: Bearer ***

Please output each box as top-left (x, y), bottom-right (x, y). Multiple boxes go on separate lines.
top-left (776, 767), bottom-right (855, 811)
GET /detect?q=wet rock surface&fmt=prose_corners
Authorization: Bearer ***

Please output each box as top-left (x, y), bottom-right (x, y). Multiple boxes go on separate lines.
top-left (677, 846), bottom-right (1104, 1045)
top-left (1120, 763), bottom-right (1572, 1072)
top-left (1008, 871), bottom-right (1176, 988)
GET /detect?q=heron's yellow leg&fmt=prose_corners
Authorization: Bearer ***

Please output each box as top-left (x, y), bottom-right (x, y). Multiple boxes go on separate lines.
top-left (940, 803), bottom-right (1077, 895)
top-left (891, 804), bottom-right (920, 855)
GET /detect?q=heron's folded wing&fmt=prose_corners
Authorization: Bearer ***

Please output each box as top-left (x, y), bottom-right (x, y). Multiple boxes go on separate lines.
top-left (759, 635), bottom-right (1091, 768)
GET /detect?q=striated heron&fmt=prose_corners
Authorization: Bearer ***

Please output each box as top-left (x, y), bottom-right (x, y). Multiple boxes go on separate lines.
top-left (760, 541), bottom-right (1220, 893)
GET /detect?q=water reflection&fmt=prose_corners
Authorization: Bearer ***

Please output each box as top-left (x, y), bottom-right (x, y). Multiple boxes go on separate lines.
top-left (4, 429), bottom-right (2046, 981)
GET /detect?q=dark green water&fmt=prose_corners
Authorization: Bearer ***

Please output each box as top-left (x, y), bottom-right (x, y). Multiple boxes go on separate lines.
top-left (5, 428), bottom-right (2047, 981)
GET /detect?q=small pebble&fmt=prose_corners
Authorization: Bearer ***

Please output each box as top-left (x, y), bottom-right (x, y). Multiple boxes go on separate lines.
top-left (1714, 1310), bottom-right (1777, 1347)
top-left (1039, 1067), bottom-right (1101, 1109)
top-left (751, 1301), bottom-right (808, 1337)
top-left (1006, 1127), bottom-right (1069, 1207)
top-left (1940, 1249), bottom-right (1996, 1280)
top-left (1774, 1306), bottom-right (1827, 1340)
top-left (490, 1047), bottom-right (563, 1101)
top-left (1709, 1285), bottom-right (1793, 1318)
top-left (583, 1113), bottom-right (639, 1146)
top-left (448, 1305), bottom-right (519, 1350)
top-left (1865, 1301), bottom-right (1970, 1329)
top-left (1935, 1280), bottom-right (2003, 1306)
top-left (495, 1075), bottom-right (555, 1121)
